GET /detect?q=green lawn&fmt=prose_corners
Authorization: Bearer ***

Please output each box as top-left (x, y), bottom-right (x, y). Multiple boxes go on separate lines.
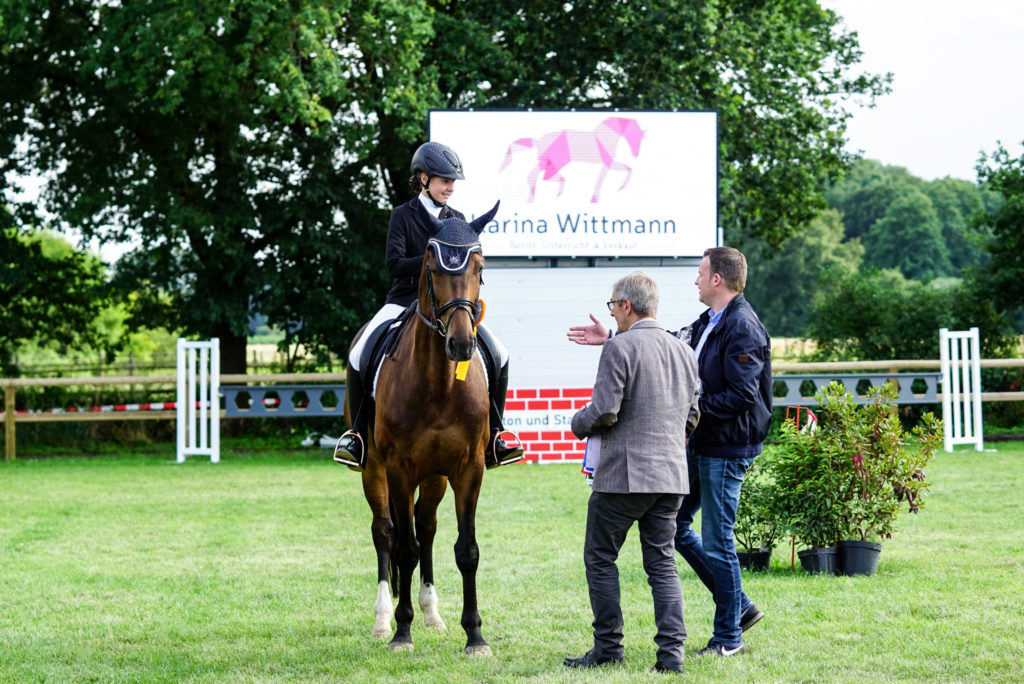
top-left (1, 443), bottom-right (1022, 683)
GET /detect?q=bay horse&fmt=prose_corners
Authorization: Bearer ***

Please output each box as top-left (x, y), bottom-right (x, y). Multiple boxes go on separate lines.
top-left (349, 201), bottom-right (499, 655)
top-left (499, 116), bottom-right (645, 203)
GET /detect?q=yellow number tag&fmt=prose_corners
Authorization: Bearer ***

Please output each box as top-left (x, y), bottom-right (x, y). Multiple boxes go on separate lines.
top-left (455, 360), bottom-right (470, 381)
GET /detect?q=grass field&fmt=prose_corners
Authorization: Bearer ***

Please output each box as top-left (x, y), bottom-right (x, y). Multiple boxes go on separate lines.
top-left (2, 442), bottom-right (1023, 683)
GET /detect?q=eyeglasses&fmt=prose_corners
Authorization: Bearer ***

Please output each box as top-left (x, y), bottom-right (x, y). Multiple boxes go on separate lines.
top-left (606, 299), bottom-right (624, 311)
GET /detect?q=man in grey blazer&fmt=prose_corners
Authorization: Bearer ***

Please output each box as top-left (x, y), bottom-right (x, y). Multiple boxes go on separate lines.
top-left (564, 272), bottom-right (700, 674)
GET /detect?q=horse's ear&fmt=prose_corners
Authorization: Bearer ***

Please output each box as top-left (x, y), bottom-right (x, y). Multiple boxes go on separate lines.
top-left (417, 200), bottom-right (443, 236)
top-left (470, 201), bottom-right (500, 235)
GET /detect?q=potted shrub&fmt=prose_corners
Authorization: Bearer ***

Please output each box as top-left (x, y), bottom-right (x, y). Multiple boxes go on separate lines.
top-left (767, 413), bottom-right (847, 574)
top-left (815, 382), bottom-right (942, 575)
top-left (734, 455), bottom-right (780, 571)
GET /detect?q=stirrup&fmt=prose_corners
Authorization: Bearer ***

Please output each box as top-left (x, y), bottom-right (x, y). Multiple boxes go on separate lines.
top-left (332, 430), bottom-right (365, 471)
top-left (487, 429), bottom-right (525, 469)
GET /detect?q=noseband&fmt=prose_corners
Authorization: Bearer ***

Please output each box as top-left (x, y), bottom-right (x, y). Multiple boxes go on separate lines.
top-left (417, 266), bottom-right (480, 337)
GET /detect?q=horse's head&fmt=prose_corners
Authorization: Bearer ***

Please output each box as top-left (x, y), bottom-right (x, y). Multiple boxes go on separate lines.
top-left (603, 117), bottom-right (645, 157)
top-left (417, 201), bottom-right (499, 362)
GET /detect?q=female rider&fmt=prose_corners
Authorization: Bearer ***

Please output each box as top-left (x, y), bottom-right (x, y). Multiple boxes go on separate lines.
top-left (333, 141), bottom-right (524, 469)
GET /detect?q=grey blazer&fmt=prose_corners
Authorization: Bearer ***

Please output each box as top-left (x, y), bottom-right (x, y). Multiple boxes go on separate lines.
top-left (571, 318), bottom-right (700, 494)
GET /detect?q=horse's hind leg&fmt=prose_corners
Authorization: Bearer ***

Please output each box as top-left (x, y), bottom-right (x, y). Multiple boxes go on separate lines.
top-left (363, 466), bottom-right (394, 639)
top-left (452, 471), bottom-right (491, 656)
top-left (416, 475), bottom-right (448, 630)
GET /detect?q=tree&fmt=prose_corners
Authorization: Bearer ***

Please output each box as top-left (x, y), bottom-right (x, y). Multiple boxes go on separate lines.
top-left (974, 143), bottom-right (1024, 320)
top-left (425, 1), bottom-right (889, 249)
top-left (743, 209), bottom-right (863, 337)
top-left (862, 190), bottom-right (952, 281)
top-left (2, 1), bottom-right (435, 373)
top-left (826, 160), bottom-right (923, 241)
top-left (1, 1), bottom-right (888, 372)
top-left (924, 177), bottom-right (988, 272)
top-left (808, 268), bottom-right (1011, 361)
top-left (0, 221), bottom-right (112, 375)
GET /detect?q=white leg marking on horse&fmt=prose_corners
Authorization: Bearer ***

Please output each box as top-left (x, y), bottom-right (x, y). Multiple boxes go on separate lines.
top-left (418, 582), bottom-right (446, 630)
top-left (372, 580), bottom-right (394, 638)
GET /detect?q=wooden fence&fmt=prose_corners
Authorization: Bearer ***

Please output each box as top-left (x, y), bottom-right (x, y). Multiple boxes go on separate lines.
top-left (5, 361), bottom-right (1024, 461)
top-left (2, 373), bottom-right (345, 461)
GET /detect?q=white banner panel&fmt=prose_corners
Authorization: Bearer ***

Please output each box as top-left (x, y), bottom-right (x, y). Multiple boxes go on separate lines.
top-left (429, 110), bottom-right (717, 258)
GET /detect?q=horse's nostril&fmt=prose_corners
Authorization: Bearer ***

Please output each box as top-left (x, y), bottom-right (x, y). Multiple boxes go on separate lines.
top-left (446, 336), bottom-right (476, 362)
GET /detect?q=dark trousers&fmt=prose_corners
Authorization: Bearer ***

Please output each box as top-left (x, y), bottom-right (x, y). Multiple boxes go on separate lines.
top-left (584, 491), bottom-right (687, 665)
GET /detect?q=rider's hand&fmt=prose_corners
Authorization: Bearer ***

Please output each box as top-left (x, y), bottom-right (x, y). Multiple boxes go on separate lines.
top-left (567, 314), bottom-right (610, 346)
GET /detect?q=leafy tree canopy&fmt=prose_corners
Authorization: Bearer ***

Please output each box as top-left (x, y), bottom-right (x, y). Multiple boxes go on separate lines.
top-left (862, 189), bottom-right (951, 281)
top-left (0, 221), bottom-right (112, 375)
top-left (808, 268), bottom-right (1012, 361)
top-left (973, 142), bottom-right (1024, 319)
top-left (0, 0), bottom-right (888, 372)
top-left (825, 158), bottom-right (994, 283)
top-left (825, 159), bottom-right (922, 241)
top-left (924, 177), bottom-right (989, 271)
top-left (743, 208), bottom-right (863, 338)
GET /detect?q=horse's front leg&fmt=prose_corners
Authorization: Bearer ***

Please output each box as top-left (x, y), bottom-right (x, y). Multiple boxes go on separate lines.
top-left (388, 480), bottom-right (419, 652)
top-left (416, 475), bottom-right (448, 630)
top-left (526, 167), bottom-right (539, 202)
top-left (452, 470), bottom-right (491, 656)
top-left (362, 466), bottom-right (394, 639)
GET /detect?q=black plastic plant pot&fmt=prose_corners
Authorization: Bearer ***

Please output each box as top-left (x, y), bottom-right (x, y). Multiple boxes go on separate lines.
top-left (797, 546), bottom-right (838, 574)
top-left (837, 540), bottom-right (882, 576)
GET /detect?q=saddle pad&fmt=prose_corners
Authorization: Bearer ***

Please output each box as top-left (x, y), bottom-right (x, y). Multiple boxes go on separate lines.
top-left (372, 349), bottom-right (487, 398)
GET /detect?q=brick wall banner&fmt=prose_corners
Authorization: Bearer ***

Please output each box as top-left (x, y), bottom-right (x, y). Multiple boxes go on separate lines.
top-left (504, 387), bottom-right (592, 464)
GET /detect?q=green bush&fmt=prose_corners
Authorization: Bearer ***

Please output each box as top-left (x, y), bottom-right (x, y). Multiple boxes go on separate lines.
top-left (765, 382), bottom-right (942, 547)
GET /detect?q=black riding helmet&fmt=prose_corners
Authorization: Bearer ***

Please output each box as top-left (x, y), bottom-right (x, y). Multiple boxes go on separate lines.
top-left (411, 141), bottom-right (465, 181)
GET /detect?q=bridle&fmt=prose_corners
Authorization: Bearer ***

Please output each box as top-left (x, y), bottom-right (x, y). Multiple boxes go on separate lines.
top-left (416, 265), bottom-right (481, 337)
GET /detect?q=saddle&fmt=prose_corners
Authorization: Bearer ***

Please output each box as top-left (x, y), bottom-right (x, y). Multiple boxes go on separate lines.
top-left (358, 303), bottom-right (500, 399)
top-left (358, 304), bottom-right (417, 393)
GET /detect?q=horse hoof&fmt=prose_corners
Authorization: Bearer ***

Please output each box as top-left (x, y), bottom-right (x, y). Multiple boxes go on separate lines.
top-left (423, 616), bottom-right (447, 631)
top-left (388, 641), bottom-right (414, 653)
top-left (465, 644), bottom-right (493, 657)
top-left (370, 626), bottom-right (392, 639)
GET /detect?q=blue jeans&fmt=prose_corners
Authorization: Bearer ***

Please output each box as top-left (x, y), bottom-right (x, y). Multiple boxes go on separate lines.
top-left (674, 451), bottom-right (755, 646)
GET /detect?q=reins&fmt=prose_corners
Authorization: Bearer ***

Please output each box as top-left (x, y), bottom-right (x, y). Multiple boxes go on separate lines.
top-left (416, 266), bottom-right (480, 337)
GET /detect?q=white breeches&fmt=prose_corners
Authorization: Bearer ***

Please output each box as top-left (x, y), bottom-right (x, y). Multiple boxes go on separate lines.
top-left (349, 303), bottom-right (508, 372)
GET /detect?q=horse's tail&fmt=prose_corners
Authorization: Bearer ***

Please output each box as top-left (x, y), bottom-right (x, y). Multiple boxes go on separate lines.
top-left (388, 494), bottom-right (399, 597)
top-left (499, 137), bottom-right (534, 171)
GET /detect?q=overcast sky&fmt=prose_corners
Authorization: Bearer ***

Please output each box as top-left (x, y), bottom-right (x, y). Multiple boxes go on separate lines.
top-left (822, 0), bottom-right (1024, 182)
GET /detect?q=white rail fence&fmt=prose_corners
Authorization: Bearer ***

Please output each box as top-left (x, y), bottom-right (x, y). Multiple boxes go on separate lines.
top-left (940, 328), bottom-right (984, 452)
top-left (176, 338), bottom-right (220, 464)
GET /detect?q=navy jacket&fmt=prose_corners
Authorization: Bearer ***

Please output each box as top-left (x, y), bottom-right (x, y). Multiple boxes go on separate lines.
top-left (681, 293), bottom-right (772, 457)
top-left (384, 198), bottom-right (465, 307)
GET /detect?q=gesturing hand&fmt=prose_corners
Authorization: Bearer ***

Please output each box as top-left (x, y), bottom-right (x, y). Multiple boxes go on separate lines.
top-left (567, 314), bottom-right (610, 346)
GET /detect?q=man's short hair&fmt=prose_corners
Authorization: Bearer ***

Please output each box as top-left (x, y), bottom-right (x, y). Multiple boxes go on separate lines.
top-left (704, 246), bottom-right (747, 293)
top-left (613, 271), bottom-right (659, 317)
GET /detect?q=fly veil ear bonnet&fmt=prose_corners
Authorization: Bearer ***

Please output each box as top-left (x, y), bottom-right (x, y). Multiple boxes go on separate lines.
top-left (418, 201), bottom-right (500, 274)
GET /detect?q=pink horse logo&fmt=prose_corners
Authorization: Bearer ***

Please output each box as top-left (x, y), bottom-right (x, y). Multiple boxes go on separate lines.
top-left (499, 117), bottom-right (645, 203)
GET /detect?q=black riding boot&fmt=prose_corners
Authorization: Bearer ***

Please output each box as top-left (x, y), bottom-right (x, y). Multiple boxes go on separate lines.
top-left (485, 362), bottom-right (525, 469)
top-left (333, 368), bottom-right (372, 471)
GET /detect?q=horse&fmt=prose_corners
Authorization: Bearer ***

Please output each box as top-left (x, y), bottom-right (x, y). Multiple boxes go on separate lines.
top-left (499, 116), bottom-right (645, 203)
top-left (346, 201), bottom-right (499, 655)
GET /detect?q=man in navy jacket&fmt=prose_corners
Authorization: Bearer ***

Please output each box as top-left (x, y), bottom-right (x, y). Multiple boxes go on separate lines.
top-left (567, 246), bottom-right (771, 657)
top-left (674, 246), bottom-right (771, 657)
